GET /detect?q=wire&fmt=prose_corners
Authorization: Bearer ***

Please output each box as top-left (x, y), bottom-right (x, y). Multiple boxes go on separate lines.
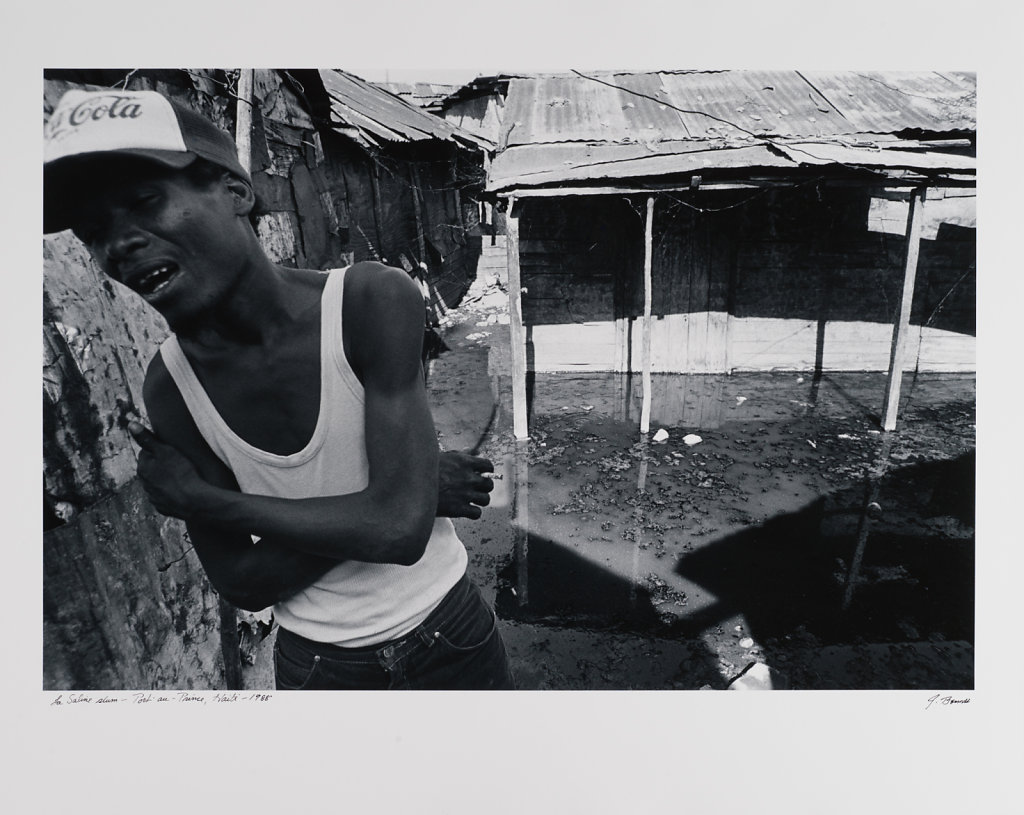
top-left (117, 69), bottom-right (140, 90)
top-left (569, 69), bottom-right (766, 141)
top-left (568, 69), bottom-right (919, 182)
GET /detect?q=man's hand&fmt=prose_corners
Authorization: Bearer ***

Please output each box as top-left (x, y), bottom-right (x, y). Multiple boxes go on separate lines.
top-left (438, 450), bottom-right (495, 519)
top-left (128, 420), bottom-right (211, 521)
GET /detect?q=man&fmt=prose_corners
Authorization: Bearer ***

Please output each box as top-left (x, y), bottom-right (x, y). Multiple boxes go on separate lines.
top-left (44, 87), bottom-right (514, 690)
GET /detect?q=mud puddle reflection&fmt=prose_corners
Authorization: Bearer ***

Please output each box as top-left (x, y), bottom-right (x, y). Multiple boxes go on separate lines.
top-left (493, 372), bottom-right (975, 654)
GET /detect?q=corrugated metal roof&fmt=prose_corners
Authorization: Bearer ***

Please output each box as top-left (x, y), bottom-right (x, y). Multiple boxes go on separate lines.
top-left (657, 70), bottom-right (852, 138)
top-left (489, 142), bottom-right (792, 189)
top-left (489, 70), bottom-right (975, 191)
top-left (375, 82), bottom-right (458, 109)
top-left (318, 70), bottom-right (485, 148)
top-left (799, 71), bottom-right (976, 133)
top-left (501, 70), bottom-right (974, 147)
top-left (774, 141), bottom-right (977, 171)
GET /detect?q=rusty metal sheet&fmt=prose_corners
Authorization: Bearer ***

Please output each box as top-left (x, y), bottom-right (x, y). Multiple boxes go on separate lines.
top-left (487, 138), bottom-right (974, 191)
top-left (500, 70), bottom-right (976, 149)
top-left (503, 73), bottom-right (676, 146)
top-left (774, 141), bottom-right (976, 171)
top-left (490, 70), bottom-right (976, 191)
top-left (376, 81), bottom-right (458, 109)
top-left (501, 70), bottom-right (852, 146)
top-left (319, 70), bottom-right (484, 146)
top-left (659, 70), bottom-right (851, 138)
top-left (799, 71), bottom-right (976, 133)
top-left (487, 142), bottom-right (792, 191)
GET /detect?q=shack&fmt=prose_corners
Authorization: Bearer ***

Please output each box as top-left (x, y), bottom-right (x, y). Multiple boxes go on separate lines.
top-left (42, 67), bottom-right (488, 690)
top-left (482, 70), bottom-right (976, 437)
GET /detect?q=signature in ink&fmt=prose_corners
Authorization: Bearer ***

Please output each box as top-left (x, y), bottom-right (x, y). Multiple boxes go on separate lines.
top-left (925, 693), bottom-right (971, 709)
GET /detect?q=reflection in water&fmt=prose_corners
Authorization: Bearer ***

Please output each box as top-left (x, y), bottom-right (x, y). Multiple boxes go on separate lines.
top-left (494, 371), bottom-right (975, 667)
top-left (512, 440), bottom-right (529, 607)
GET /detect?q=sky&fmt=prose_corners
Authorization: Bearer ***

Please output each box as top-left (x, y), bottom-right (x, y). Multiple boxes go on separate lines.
top-left (348, 68), bottom-right (497, 86)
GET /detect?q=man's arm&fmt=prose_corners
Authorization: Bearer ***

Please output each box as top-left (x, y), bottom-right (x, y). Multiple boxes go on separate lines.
top-left (138, 379), bottom-right (494, 609)
top-left (135, 264), bottom-right (448, 566)
top-left (141, 358), bottom-right (340, 611)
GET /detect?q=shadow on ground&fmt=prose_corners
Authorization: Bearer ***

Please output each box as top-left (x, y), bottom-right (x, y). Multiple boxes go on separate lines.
top-left (491, 452), bottom-right (974, 690)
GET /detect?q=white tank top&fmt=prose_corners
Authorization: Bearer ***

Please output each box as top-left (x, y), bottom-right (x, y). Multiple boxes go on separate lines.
top-left (159, 267), bottom-right (467, 647)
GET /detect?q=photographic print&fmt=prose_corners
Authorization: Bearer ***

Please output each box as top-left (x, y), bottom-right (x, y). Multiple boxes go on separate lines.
top-left (42, 66), bottom-right (976, 693)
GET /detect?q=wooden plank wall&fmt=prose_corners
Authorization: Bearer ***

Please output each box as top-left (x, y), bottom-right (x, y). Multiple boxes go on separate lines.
top-left (520, 187), bottom-right (975, 374)
top-left (520, 197), bottom-right (640, 371)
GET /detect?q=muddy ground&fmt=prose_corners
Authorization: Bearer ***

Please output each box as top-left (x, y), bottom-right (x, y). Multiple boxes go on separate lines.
top-left (426, 279), bottom-right (975, 691)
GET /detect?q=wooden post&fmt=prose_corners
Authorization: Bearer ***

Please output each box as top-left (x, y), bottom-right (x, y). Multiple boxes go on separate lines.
top-left (640, 196), bottom-right (655, 435)
top-left (410, 164), bottom-right (427, 262)
top-left (513, 439), bottom-right (530, 606)
top-left (881, 188), bottom-right (926, 431)
top-left (370, 163), bottom-right (386, 262)
top-left (507, 198), bottom-right (529, 439)
top-left (482, 153), bottom-right (494, 237)
top-left (234, 69), bottom-right (254, 174)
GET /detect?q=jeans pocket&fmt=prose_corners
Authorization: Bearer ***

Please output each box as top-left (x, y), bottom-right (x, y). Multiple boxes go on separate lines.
top-left (432, 605), bottom-right (498, 653)
top-left (274, 642), bottom-right (322, 690)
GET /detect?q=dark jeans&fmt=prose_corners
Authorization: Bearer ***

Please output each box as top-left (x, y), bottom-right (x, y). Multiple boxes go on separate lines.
top-left (274, 573), bottom-right (515, 690)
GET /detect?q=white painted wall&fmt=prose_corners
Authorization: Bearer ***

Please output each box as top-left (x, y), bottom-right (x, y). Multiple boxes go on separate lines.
top-left (529, 315), bottom-right (975, 373)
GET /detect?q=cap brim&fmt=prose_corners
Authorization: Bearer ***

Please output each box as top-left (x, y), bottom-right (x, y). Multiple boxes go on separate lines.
top-left (43, 149), bottom-right (197, 234)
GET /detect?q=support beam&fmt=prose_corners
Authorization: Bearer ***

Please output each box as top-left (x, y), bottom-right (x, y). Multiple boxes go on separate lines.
top-left (410, 164), bottom-right (427, 262)
top-left (370, 163), bottom-right (386, 262)
top-left (506, 199), bottom-right (529, 439)
top-left (614, 317), bottom-right (628, 373)
top-left (881, 187), bottom-right (926, 431)
top-left (640, 196), bottom-right (655, 435)
top-left (234, 69), bottom-right (254, 175)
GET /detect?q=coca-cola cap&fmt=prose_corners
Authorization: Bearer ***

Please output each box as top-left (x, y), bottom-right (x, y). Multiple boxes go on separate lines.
top-left (44, 89), bottom-right (250, 233)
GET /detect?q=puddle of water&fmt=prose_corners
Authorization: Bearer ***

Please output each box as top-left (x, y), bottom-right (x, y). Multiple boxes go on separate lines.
top-left (492, 371), bottom-right (975, 650)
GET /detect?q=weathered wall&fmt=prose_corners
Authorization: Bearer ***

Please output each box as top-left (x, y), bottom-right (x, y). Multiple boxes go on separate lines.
top-left (44, 481), bottom-right (224, 689)
top-left (42, 224), bottom-right (234, 689)
top-left (518, 186), bottom-right (975, 373)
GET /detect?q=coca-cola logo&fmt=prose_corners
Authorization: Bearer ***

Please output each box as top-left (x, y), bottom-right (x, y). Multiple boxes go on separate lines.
top-left (47, 94), bottom-right (145, 140)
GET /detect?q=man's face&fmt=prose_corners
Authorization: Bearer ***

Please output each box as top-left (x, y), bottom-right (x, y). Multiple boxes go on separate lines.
top-left (66, 158), bottom-right (252, 329)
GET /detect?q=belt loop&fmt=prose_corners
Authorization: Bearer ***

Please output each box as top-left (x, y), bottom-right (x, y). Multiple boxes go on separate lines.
top-left (416, 626), bottom-right (437, 648)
